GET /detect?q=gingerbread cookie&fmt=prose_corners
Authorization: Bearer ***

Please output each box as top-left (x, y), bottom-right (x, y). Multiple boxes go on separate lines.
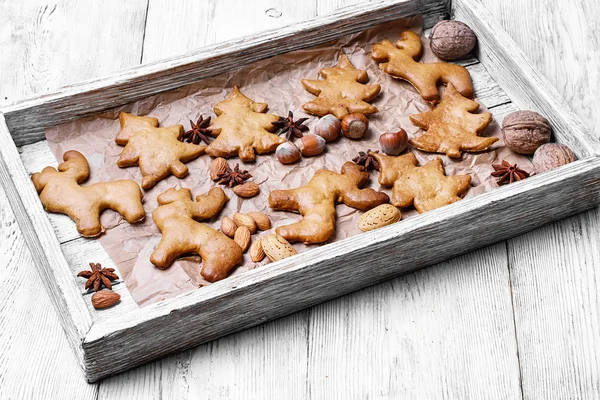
top-left (409, 83), bottom-right (496, 158)
top-left (301, 54), bottom-right (381, 119)
top-left (373, 152), bottom-right (471, 213)
top-left (205, 86), bottom-right (285, 162)
top-left (370, 30), bottom-right (474, 102)
top-left (31, 150), bottom-right (145, 237)
top-left (116, 112), bottom-right (205, 189)
top-left (150, 187), bottom-right (243, 282)
top-left (269, 162), bottom-right (389, 244)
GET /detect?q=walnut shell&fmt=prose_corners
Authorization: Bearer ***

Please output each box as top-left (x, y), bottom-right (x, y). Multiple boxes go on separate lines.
top-left (430, 20), bottom-right (477, 61)
top-left (532, 143), bottom-right (577, 173)
top-left (502, 111), bottom-right (551, 154)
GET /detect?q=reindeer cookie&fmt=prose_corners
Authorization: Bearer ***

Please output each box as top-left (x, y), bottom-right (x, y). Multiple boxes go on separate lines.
top-left (373, 152), bottom-right (471, 213)
top-left (269, 162), bottom-right (389, 244)
top-left (116, 112), bottom-right (206, 189)
top-left (301, 54), bottom-right (381, 119)
top-left (31, 150), bottom-right (145, 237)
top-left (370, 30), bottom-right (474, 102)
top-left (150, 187), bottom-right (242, 282)
top-left (206, 86), bottom-right (286, 162)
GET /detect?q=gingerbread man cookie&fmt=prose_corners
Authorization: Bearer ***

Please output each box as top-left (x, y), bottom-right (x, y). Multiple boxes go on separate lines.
top-left (269, 162), bottom-right (389, 244)
top-left (409, 83), bottom-right (496, 158)
top-left (150, 187), bottom-right (243, 282)
top-left (205, 86), bottom-right (285, 162)
top-left (116, 112), bottom-right (205, 189)
top-left (370, 30), bottom-right (474, 102)
top-left (301, 54), bottom-right (381, 119)
top-left (373, 152), bottom-right (471, 213)
top-left (31, 150), bottom-right (145, 237)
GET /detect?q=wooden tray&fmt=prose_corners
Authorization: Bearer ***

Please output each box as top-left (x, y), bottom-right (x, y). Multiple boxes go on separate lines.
top-left (1, 0), bottom-right (599, 382)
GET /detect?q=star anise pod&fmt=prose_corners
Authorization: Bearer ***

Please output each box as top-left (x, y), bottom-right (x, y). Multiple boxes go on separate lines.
top-left (491, 160), bottom-right (530, 185)
top-left (272, 111), bottom-right (309, 141)
top-left (217, 164), bottom-right (252, 188)
top-left (183, 115), bottom-right (213, 145)
top-left (77, 262), bottom-right (119, 292)
top-left (352, 149), bottom-right (380, 171)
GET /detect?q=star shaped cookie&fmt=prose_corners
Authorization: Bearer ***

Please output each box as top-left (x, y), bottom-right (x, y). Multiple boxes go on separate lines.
top-left (301, 54), bottom-right (381, 119)
top-left (409, 83), bottom-right (497, 158)
top-left (373, 152), bottom-right (471, 213)
top-left (116, 112), bottom-right (206, 189)
top-left (205, 86), bottom-right (285, 162)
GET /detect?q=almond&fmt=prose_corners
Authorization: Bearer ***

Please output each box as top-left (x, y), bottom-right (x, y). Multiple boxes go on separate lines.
top-left (357, 204), bottom-right (401, 232)
top-left (210, 157), bottom-right (230, 181)
top-left (233, 182), bottom-right (260, 198)
top-left (91, 290), bottom-right (121, 310)
top-left (220, 216), bottom-right (238, 238)
top-left (261, 234), bottom-right (297, 262)
top-left (234, 226), bottom-right (251, 252)
top-left (233, 212), bottom-right (257, 234)
top-left (250, 239), bottom-right (266, 262)
top-left (247, 211), bottom-right (271, 231)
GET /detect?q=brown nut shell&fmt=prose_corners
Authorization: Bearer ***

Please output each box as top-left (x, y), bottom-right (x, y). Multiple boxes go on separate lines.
top-left (502, 111), bottom-right (551, 155)
top-left (379, 129), bottom-right (408, 156)
top-left (314, 114), bottom-right (341, 142)
top-left (220, 216), bottom-right (238, 238)
top-left (210, 158), bottom-right (230, 181)
top-left (233, 182), bottom-right (260, 198)
top-left (261, 234), bottom-right (297, 262)
top-left (341, 113), bottom-right (369, 139)
top-left (532, 143), bottom-right (576, 173)
top-left (91, 290), bottom-right (121, 310)
top-left (250, 239), bottom-right (266, 262)
top-left (299, 134), bottom-right (326, 157)
top-left (233, 212), bottom-right (257, 234)
top-left (430, 20), bottom-right (477, 61)
top-left (275, 142), bottom-right (301, 164)
top-left (234, 226), bottom-right (251, 252)
top-left (247, 211), bottom-right (271, 231)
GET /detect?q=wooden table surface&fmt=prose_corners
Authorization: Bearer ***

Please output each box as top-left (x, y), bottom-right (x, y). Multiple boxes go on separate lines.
top-left (1, 0), bottom-right (599, 398)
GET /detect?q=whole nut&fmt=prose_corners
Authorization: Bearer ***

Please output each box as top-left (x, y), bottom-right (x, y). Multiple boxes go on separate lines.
top-left (379, 129), bottom-right (409, 155)
top-left (221, 216), bottom-right (238, 238)
top-left (341, 113), bottom-right (369, 139)
top-left (233, 212), bottom-right (257, 234)
top-left (233, 182), bottom-right (260, 198)
top-left (533, 143), bottom-right (577, 173)
top-left (502, 111), bottom-right (551, 154)
top-left (246, 211), bottom-right (271, 231)
top-left (261, 234), bottom-right (297, 262)
top-left (430, 20), bottom-right (477, 61)
top-left (314, 114), bottom-right (341, 142)
top-left (358, 204), bottom-right (401, 232)
top-left (210, 157), bottom-right (230, 181)
top-left (275, 142), bottom-right (301, 164)
top-left (250, 239), bottom-right (266, 262)
top-left (234, 226), bottom-right (251, 252)
top-left (91, 290), bottom-right (121, 310)
top-left (299, 134), bottom-right (326, 157)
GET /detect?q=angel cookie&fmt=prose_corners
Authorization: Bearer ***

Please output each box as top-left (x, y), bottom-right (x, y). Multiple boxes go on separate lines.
top-left (31, 150), bottom-right (145, 237)
top-left (205, 86), bottom-right (285, 162)
top-left (409, 83), bottom-right (496, 158)
top-left (301, 54), bottom-right (381, 119)
top-left (116, 112), bottom-right (205, 189)
top-left (269, 162), bottom-right (389, 244)
top-left (373, 152), bottom-right (471, 213)
top-left (370, 30), bottom-right (473, 102)
top-left (150, 187), bottom-right (243, 282)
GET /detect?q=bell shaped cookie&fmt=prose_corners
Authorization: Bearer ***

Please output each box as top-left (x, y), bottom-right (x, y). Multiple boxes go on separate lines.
top-left (31, 150), bottom-right (145, 237)
top-left (301, 54), bottom-right (381, 119)
top-left (269, 162), bottom-right (389, 244)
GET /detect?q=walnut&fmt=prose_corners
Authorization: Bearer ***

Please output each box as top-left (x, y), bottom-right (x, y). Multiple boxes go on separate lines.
top-left (533, 143), bottom-right (577, 173)
top-left (502, 111), bottom-right (551, 154)
top-left (430, 20), bottom-right (477, 60)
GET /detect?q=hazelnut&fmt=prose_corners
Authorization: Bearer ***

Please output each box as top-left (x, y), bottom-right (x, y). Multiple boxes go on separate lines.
top-left (314, 114), bottom-right (341, 142)
top-left (299, 134), bottom-right (326, 157)
top-left (430, 20), bottom-right (477, 61)
top-left (379, 129), bottom-right (408, 155)
top-left (502, 111), bottom-right (551, 154)
top-left (341, 113), bottom-right (369, 139)
top-left (533, 143), bottom-right (577, 173)
top-left (275, 142), bottom-right (301, 164)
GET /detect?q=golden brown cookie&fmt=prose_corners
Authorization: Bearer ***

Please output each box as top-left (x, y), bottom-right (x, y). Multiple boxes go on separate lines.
top-left (116, 112), bottom-right (205, 189)
top-left (409, 83), bottom-right (496, 158)
top-left (31, 150), bottom-right (145, 237)
top-left (150, 187), bottom-right (243, 282)
top-left (301, 54), bottom-right (381, 119)
top-left (269, 162), bottom-right (389, 244)
top-left (370, 30), bottom-right (474, 102)
top-left (205, 86), bottom-right (285, 162)
top-left (373, 152), bottom-right (471, 213)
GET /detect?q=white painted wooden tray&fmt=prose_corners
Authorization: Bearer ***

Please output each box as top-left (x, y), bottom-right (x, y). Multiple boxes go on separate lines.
top-left (1, 0), bottom-right (598, 383)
